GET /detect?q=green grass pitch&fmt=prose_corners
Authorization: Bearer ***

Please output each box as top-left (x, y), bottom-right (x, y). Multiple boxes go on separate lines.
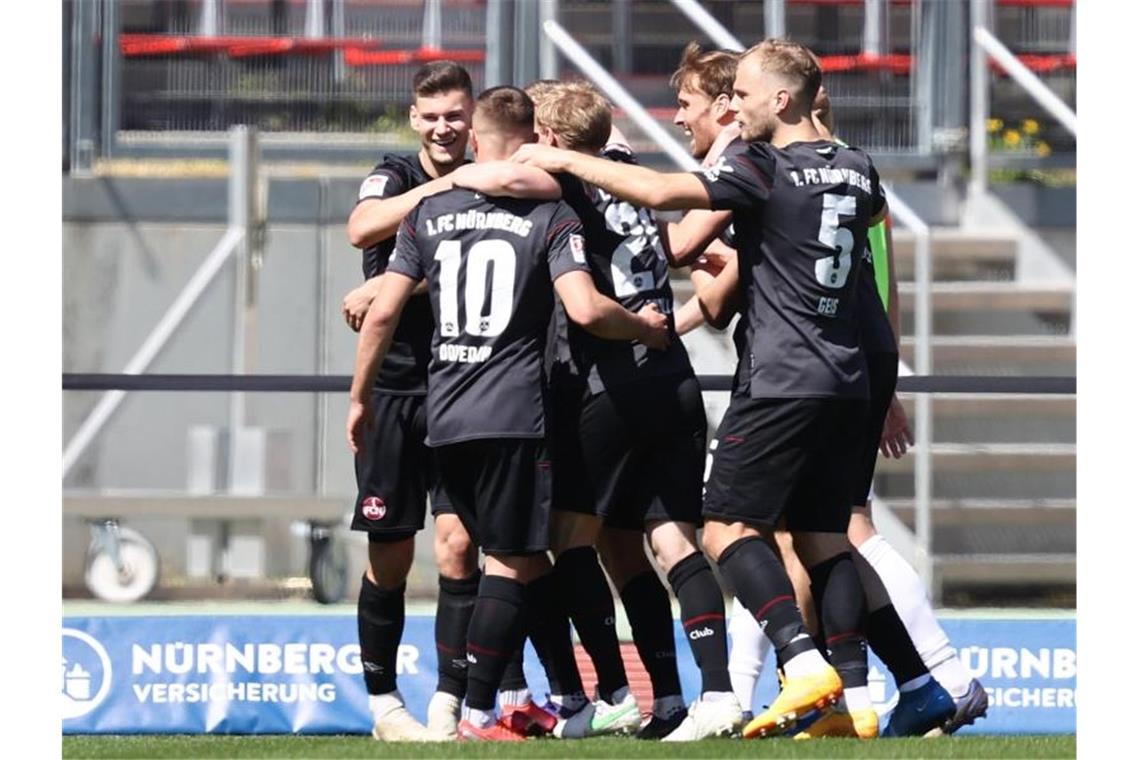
top-left (63, 735), bottom-right (1075, 759)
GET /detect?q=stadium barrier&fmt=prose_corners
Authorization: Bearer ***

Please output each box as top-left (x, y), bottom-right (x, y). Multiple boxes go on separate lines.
top-left (62, 612), bottom-right (1074, 735)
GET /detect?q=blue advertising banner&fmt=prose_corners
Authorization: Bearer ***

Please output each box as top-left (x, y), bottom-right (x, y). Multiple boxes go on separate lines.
top-left (62, 614), bottom-right (1073, 735)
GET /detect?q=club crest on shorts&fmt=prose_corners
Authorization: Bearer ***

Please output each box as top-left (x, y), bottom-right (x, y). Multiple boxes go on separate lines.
top-left (361, 496), bottom-right (387, 521)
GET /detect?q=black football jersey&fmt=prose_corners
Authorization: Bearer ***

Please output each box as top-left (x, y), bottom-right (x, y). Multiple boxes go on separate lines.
top-left (549, 145), bottom-right (693, 394)
top-left (387, 189), bottom-right (590, 445)
top-left (696, 140), bottom-right (886, 399)
top-left (355, 153), bottom-right (464, 395)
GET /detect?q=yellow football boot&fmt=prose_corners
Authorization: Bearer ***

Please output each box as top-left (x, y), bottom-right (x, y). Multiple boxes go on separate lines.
top-left (742, 666), bottom-right (844, 739)
top-left (793, 706), bottom-right (879, 740)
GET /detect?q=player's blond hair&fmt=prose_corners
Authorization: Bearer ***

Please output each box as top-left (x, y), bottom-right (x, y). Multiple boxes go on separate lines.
top-left (524, 79), bottom-right (563, 109)
top-left (743, 38), bottom-right (822, 109)
top-left (534, 81), bottom-right (612, 154)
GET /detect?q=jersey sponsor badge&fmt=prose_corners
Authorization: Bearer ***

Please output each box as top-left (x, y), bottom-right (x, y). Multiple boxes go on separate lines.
top-left (361, 496), bottom-right (387, 521)
top-left (701, 156), bottom-right (734, 182)
top-left (569, 233), bottom-right (587, 264)
top-left (358, 174), bottom-right (390, 200)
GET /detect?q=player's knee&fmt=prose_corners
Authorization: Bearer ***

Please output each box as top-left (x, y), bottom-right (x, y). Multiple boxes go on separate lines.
top-left (597, 529), bottom-right (652, 588)
top-left (551, 511), bottom-right (602, 556)
top-left (434, 519), bottom-right (476, 579)
top-left (791, 531), bottom-right (848, 569)
top-left (647, 521), bottom-right (700, 573)
top-left (366, 536), bottom-right (415, 589)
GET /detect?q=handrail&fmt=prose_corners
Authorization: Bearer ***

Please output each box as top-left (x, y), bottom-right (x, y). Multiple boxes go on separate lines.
top-left (667, 0), bottom-right (745, 52)
top-left (974, 26), bottom-right (1077, 136)
top-left (541, 20), bottom-right (699, 171)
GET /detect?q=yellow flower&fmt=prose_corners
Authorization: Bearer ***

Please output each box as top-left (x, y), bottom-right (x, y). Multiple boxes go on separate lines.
top-left (1022, 118), bottom-right (1040, 135)
top-left (1035, 141), bottom-right (1052, 157)
top-left (987, 118), bottom-right (1004, 133)
top-left (1003, 129), bottom-right (1022, 148)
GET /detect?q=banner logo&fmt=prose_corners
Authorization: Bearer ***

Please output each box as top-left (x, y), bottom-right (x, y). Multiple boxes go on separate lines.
top-left (62, 628), bottom-right (113, 720)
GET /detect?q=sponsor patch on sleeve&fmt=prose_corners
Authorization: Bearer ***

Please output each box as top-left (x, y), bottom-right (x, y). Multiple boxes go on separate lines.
top-left (569, 233), bottom-right (586, 264)
top-left (358, 174), bottom-right (391, 201)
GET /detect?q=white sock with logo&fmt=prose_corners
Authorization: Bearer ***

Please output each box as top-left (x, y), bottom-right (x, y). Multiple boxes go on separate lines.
top-left (857, 535), bottom-right (972, 698)
top-left (841, 686), bottom-right (872, 713)
top-left (550, 691), bottom-right (588, 713)
top-left (727, 596), bottom-right (769, 713)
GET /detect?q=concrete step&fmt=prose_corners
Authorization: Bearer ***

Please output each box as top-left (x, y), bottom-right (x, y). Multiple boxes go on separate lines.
top-left (899, 335), bottom-right (1075, 374)
top-left (900, 394), bottom-right (1075, 444)
top-left (898, 282), bottom-right (1072, 313)
top-left (892, 230), bottom-right (1019, 280)
top-left (935, 554), bottom-right (1075, 586)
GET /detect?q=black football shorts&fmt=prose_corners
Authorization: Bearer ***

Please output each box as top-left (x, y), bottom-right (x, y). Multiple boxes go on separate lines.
top-left (551, 373), bottom-right (705, 529)
top-left (434, 437), bottom-right (552, 555)
top-left (350, 392), bottom-right (453, 541)
top-left (703, 395), bottom-right (868, 533)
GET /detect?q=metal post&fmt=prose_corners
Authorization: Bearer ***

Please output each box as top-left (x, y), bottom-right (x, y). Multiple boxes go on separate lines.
top-left (765, 0), bottom-right (787, 39)
top-left (484, 0), bottom-right (511, 87)
top-left (101, 0), bottom-right (120, 160)
top-left (69, 0), bottom-right (100, 174)
top-left (331, 0), bottom-right (346, 82)
top-left (227, 126), bottom-right (261, 492)
top-left (304, 0), bottom-right (326, 39)
top-left (970, 0), bottom-right (990, 197)
top-left (539, 0), bottom-right (559, 80)
top-left (863, 0), bottom-right (887, 57)
top-left (613, 0), bottom-right (632, 74)
top-left (422, 0), bottom-right (442, 50)
top-left (514, 0), bottom-right (541, 87)
top-left (200, 0), bottom-right (222, 36)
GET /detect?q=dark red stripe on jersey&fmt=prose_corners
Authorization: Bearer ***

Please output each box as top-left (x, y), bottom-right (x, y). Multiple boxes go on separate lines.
top-left (546, 219), bottom-right (579, 246)
top-left (723, 435), bottom-right (745, 444)
top-left (754, 595), bottom-right (795, 619)
top-left (683, 613), bottom-right (725, 629)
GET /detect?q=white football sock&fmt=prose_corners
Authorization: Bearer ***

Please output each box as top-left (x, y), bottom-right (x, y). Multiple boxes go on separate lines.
top-left (857, 534), bottom-right (972, 698)
top-left (727, 596), bottom-right (769, 712)
top-left (498, 687), bottom-right (531, 709)
top-left (781, 637), bottom-right (831, 679)
top-left (841, 686), bottom-right (872, 713)
top-left (462, 704), bottom-right (496, 728)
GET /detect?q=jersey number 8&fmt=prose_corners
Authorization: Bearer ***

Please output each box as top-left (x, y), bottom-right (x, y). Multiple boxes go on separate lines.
top-left (435, 239), bottom-right (516, 338)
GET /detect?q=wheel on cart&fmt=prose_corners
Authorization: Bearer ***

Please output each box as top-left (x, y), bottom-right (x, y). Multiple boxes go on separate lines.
top-left (84, 522), bottom-right (160, 603)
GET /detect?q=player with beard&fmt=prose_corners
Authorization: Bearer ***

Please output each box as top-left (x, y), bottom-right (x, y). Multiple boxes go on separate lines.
top-left (524, 81), bottom-right (740, 741)
top-left (348, 86), bottom-right (669, 742)
top-left (341, 62), bottom-right (562, 741)
top-left (512, 38), bottom-right (887, 740)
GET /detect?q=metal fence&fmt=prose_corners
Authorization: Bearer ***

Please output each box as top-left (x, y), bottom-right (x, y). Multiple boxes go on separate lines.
top-left (67, 0), bottom-right (1076, 166)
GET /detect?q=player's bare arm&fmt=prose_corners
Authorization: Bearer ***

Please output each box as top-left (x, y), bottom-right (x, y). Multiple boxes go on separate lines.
top-left (674, 251), bottom-right (735, 335)
top-left (664, 209), bottom-right (733, 266)
top-left (346, 272), bottom-right (419, 453)
top-left (346, 175), bottom-right (456, 249)
top-left (693, 251), bottom-right (741, 330)
top-left (511, 143), bottom-right (711, 211)
top-left (448, 161), bottom-right (561, 200)
top-left (342, 274), bottom-right (429, 333)
top-left (553, 270), bottom-right (670, 350)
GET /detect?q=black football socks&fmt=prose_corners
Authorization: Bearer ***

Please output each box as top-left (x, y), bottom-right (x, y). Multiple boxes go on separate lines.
top-left (464, 574), bottom-right (528, 711)
top-left (620, 570), bottom-right (683, 700)
top-left (554, 546), bottom-right (630, 702)
top-left (667, 552), bottom-right (733, 694)
top-left (435, 571), bottom-right (480, 698)
top-left (358, 575), bottom-right (406, 695)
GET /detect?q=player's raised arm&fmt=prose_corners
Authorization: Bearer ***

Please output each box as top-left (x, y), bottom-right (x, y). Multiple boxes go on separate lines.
top-left (448, 160), bottom-right (561, 200)
top-left (347, 175), bottom-right (455, 249)
top-left (511, 143), bottom-right (711, 211)
top-left (693, 251), bottom-right (741, 330)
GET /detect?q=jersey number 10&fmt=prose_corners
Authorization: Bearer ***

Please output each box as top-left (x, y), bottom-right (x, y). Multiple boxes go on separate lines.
top-left (435, 239), bottom-right (516, 338)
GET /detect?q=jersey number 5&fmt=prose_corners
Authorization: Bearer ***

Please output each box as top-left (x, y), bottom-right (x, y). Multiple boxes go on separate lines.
top-left (435, 239), bottom-right (516, 338)
top-left (816, 192), bottom-right (856, 289)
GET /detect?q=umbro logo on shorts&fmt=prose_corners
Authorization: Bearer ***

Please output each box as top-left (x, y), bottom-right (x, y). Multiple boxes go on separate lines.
top-left (362, 496), bottom-right (387, 521)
